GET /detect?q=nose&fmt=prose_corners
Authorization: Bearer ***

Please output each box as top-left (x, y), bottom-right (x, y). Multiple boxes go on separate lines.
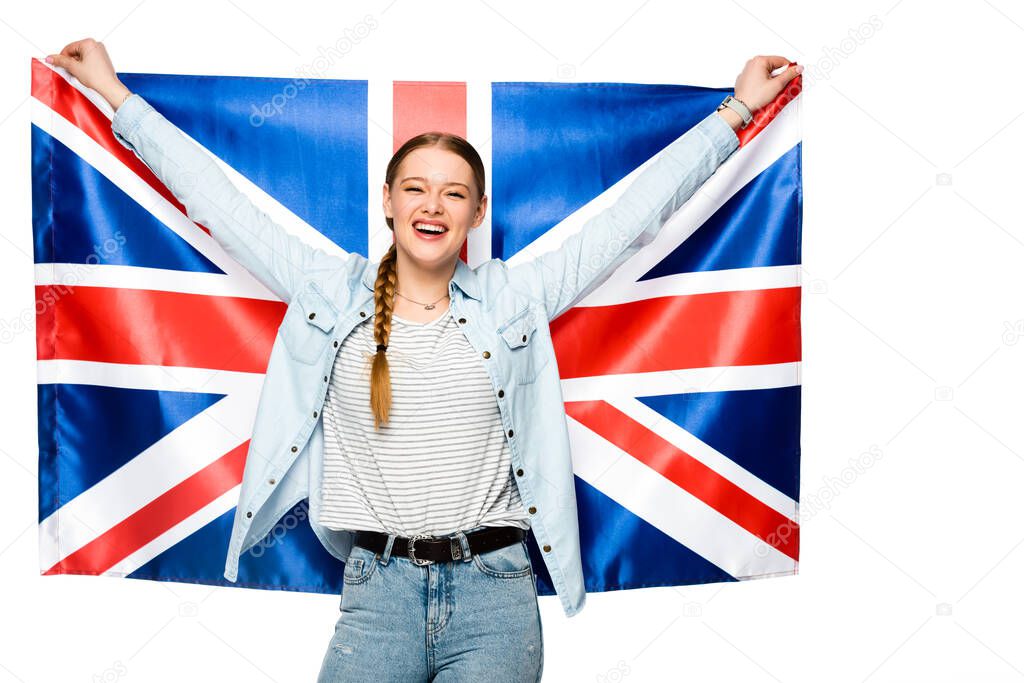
top-left (423, 190), bottom-right (444, 215)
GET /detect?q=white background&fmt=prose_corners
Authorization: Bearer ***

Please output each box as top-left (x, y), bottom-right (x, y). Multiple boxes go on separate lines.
top-left (2, 1), bottom-right (1022, 681)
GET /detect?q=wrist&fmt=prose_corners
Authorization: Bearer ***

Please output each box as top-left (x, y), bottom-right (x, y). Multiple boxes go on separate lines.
top-left (715, 106), bottom-right (743, 132)
top-left (100, 81), bottom-right (132, 112)
top-left (715, 93), bottom-right (753, 132)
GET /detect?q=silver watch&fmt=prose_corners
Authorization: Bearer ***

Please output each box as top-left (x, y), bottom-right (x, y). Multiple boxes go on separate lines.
top-left (717, 95), bottom-right (753, 128)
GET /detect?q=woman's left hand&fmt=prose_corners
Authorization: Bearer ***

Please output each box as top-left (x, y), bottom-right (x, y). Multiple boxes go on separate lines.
top-left (734, 56), bottom-right (802, 112)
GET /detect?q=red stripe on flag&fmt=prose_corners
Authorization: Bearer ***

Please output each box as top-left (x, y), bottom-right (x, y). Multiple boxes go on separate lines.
top-left (43, 441), bottom-right (249, 577)
top-left (36, 280), bottom-right (58, 366)
top-left (551, 287), bottom-right (801, 378)
top-left (32, 58), bottom-right (211, 236)
top-left (35, 285), bottom-right (285, 374)
top-left (566, 400), bottom-right (799, 560)
top-left (392, 81), bottom-right (470, 262)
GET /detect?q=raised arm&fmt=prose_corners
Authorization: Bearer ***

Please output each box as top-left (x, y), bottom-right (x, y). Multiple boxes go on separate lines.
top-left (109, 93), bottom-right (349, 302)
top-left (507, 56), bottom-right (801, 322)
top-left (507, 109), bottom-right (739, 322)
top-left (48, 38), bottom-right (349, 303)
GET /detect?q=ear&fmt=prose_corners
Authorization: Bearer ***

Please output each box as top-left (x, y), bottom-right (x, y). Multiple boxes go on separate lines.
top-left (471, 194), bottom-right (488, 228)
top-left (382, 181), bottom-right (393, 219)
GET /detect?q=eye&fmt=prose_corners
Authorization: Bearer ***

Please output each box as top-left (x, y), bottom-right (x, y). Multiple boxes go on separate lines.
top-left (448, 192), bottom-right (464, 198)
top-left (405, 187), bottom-right (423, 193)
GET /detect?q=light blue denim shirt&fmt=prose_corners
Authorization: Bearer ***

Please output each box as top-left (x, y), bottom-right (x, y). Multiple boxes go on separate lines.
top-left (111, 92), bottom-right (739, 617)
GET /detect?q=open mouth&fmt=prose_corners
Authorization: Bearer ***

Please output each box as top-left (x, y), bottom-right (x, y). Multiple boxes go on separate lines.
top-left (414, 221), bottom-right (448, 236)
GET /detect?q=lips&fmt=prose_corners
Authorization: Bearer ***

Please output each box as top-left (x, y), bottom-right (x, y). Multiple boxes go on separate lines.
top-left (413, 221), bottom-right (448, 235)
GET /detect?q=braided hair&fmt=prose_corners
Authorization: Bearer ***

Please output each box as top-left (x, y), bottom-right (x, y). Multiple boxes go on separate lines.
top-left (368, 242), bottom-right (398, 430)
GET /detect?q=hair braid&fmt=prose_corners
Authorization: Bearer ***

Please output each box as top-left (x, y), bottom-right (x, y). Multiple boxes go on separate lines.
top-left (369, 243), bottom-right (398, 430)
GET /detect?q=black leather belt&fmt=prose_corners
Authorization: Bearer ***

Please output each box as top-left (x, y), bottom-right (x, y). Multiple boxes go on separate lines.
top-left (353, 526), bottom-right (525, 566)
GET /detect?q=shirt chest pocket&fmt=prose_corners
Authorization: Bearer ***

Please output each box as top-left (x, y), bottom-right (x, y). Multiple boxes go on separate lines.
top-left (280, 281), bottom-right (338, 365)
top-left (497, 305), bottom-right (549, 384)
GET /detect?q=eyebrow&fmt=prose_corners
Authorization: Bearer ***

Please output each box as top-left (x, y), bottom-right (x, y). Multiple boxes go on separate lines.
top-left (399, 176), bottom-right (471, 190)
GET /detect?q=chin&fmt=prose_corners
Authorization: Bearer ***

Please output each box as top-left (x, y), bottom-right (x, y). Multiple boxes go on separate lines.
top-left (401, 238), bottom-right (459, 264)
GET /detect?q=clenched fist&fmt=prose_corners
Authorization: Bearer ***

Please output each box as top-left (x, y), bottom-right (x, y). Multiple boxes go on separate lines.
top-left (735, 55), bottom-right (802, 112)
top-left (47, 38), bottom-right (131, 111)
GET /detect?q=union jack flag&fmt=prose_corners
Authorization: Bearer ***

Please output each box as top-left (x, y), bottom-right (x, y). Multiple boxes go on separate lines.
top-left (31, 57), bottom-right (802, 596)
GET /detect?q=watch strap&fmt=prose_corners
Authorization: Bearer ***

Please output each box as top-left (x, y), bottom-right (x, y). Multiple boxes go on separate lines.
top-left (717, 95), bottom-right (753, 127)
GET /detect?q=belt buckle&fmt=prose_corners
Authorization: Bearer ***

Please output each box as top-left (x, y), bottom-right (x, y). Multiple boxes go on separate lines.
top-left (408, 534), bottom-right (434, 566)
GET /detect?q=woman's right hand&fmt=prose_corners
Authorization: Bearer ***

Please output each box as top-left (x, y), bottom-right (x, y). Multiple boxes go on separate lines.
top-left (46, 38), bottom-right (131, 111)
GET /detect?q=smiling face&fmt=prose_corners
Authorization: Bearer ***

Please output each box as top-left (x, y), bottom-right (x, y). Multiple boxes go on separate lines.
top-left (383, 144), bottom-right (487, 270)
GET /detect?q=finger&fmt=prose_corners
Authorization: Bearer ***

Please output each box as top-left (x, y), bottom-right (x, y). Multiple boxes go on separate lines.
top-left (760, 55), bottom-right (792, 73)
top-left (777, 63), bottom-right (803, 85)
top-left (47, 51), bottom-right (82, 69)
top-left (61, 38), bottom-right (96, 60)
top-left (60, 40), bottom-right (86, 59)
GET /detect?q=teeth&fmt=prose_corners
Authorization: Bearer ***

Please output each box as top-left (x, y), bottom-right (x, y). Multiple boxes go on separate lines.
top-left (415, 222), bottom-right (447, 234)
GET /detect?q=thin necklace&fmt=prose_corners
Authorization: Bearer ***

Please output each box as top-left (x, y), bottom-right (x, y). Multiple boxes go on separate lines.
top-left (395, 289), bottom-right (449, 310)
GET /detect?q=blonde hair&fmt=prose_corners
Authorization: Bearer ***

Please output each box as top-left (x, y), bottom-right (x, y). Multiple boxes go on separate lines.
top-left (368, 131), bottom-right (486, 430)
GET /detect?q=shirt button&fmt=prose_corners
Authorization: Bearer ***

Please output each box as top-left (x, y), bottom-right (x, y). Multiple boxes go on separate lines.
top-left (324, 376), bottom-right (328, 382)
top-left (308, 312), bottom-right (316, 320)
top-left (313, 411), bottom-right (318, 418)
top-left (482, 351), bottom-right (491, 359)
top-left (246, 511), bottom-right (253, 518)
top-left (498, 389), bottom-right (504, 398)
top-left (359, 311), bottom-right (366, 317)
top-left (522, 334), bottom-right (527, 342)
top-left (291, 446), bottom-right (298, 452)
top-left (507, 429), bottom-right (514, 437)
top-left (333, 340), bottom-right (339, 348)
top-left (458, 317), bottom-right (466, 324)
top-left (528, 506), bottom-right (536, 514)
top-left (542, 544), bottom-right (551, 552)
top-left (268, 478), bottom-right (276, 485)
top-left (516, 468), bottom-right (523, 476)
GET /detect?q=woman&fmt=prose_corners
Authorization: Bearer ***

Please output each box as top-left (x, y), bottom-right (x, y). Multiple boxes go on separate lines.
top-left (47, 39), bottom-right (800, 682)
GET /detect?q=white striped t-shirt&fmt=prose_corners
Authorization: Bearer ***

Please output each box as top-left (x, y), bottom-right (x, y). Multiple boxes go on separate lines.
top-left (319, 308), bottom-right (531, 537)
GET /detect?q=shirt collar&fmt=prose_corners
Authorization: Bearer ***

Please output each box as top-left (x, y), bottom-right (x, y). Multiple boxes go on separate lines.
top-left (361, 255), bottom-right (481, 301)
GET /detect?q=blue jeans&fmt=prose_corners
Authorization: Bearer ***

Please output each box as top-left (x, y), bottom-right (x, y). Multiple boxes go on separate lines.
top-left (316, 525), bottom-right (545, 682)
